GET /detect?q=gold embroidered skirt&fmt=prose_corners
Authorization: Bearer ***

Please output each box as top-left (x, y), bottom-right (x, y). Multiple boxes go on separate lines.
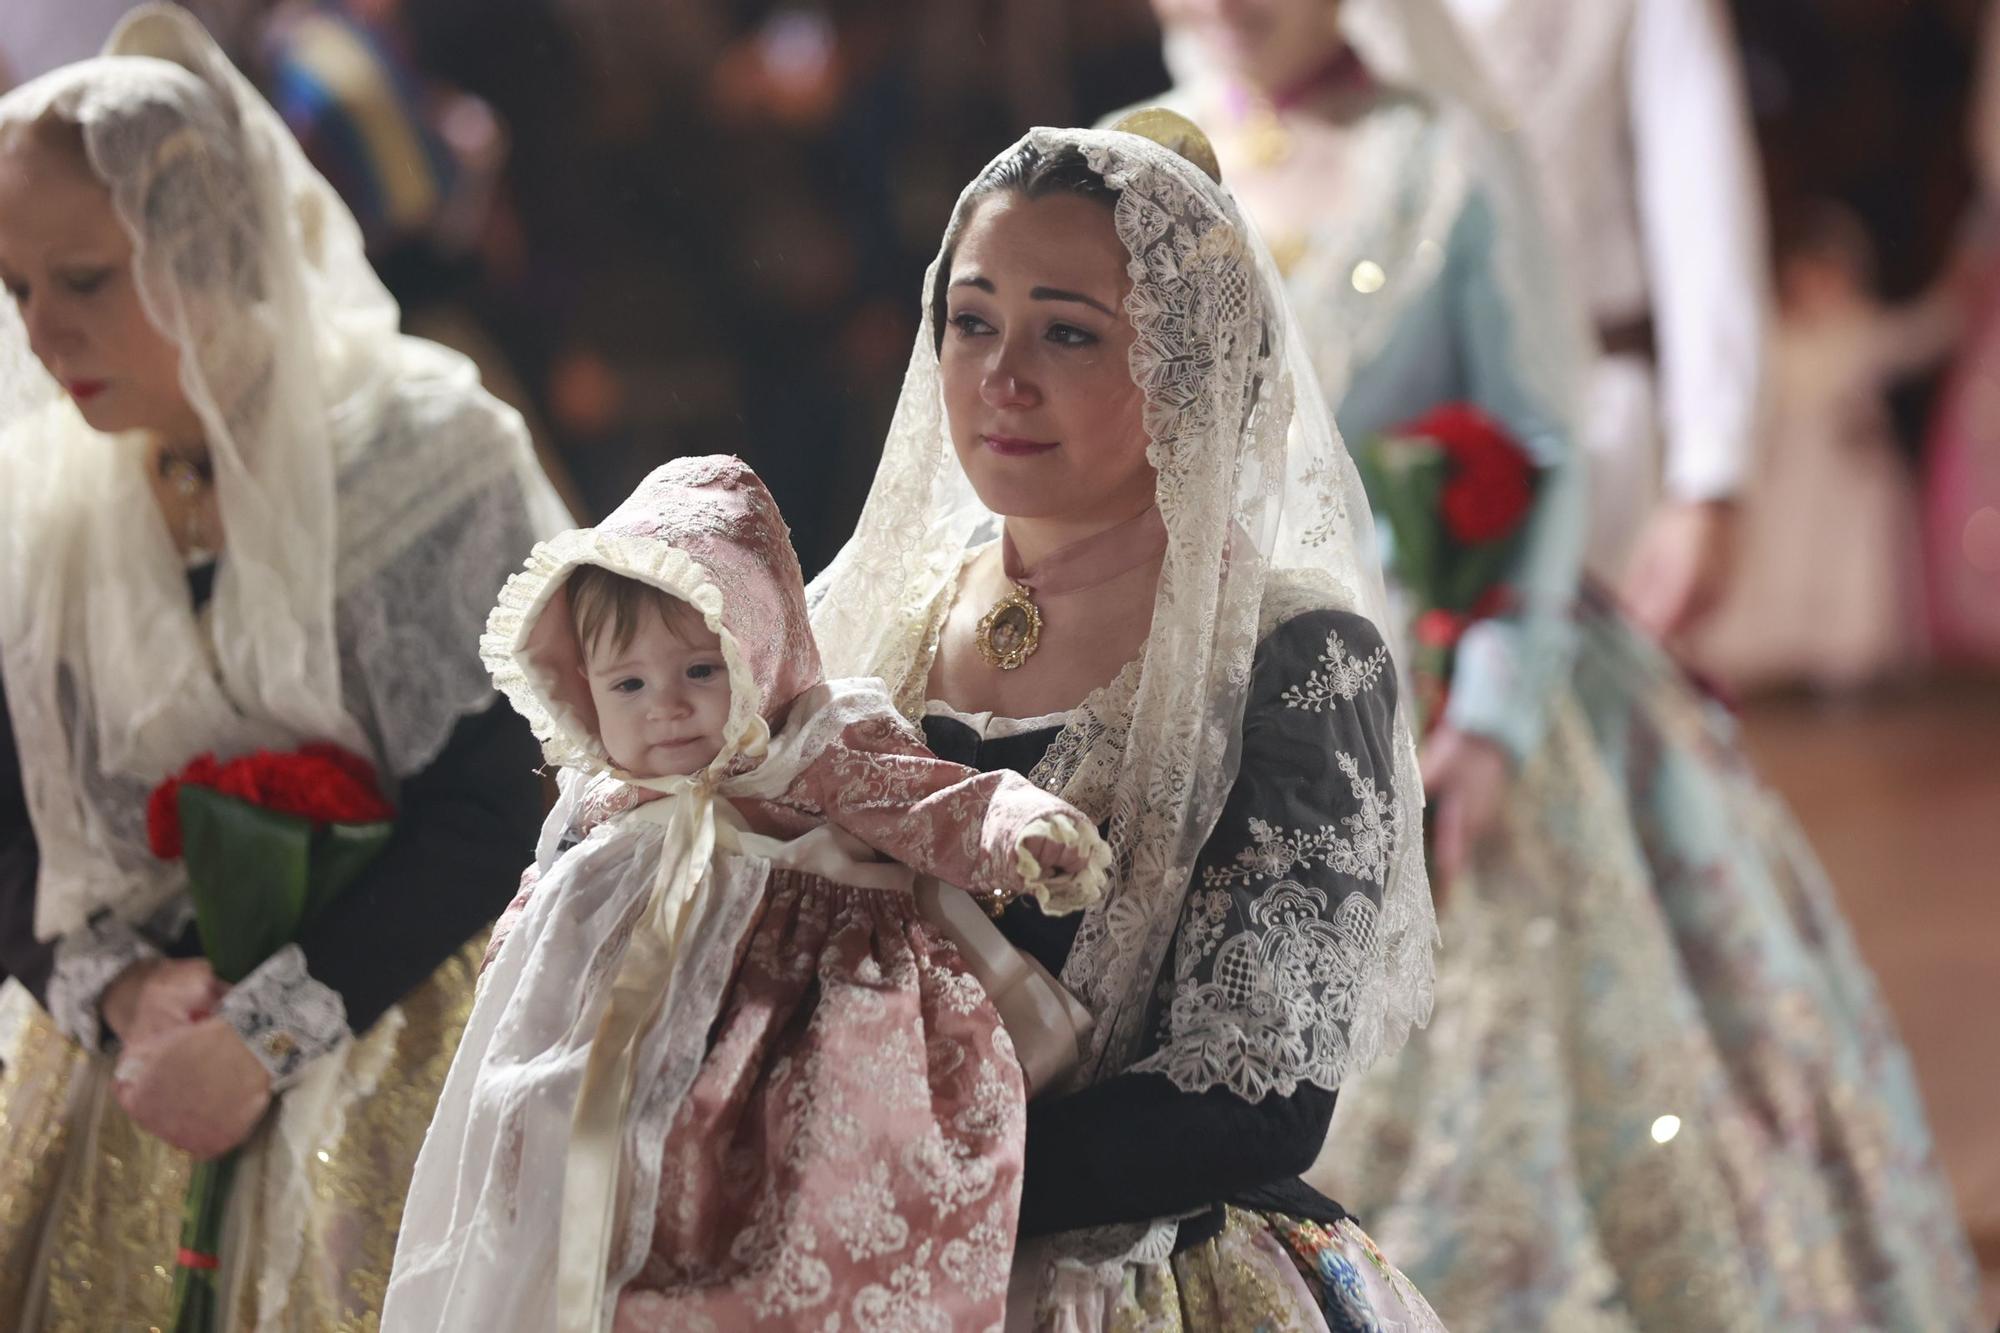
top-left (0, 941), bottom-right (480, 1332)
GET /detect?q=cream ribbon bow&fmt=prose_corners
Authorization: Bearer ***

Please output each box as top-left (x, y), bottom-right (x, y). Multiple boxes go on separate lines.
top-left (556, 770), bottom-right (747, 1333)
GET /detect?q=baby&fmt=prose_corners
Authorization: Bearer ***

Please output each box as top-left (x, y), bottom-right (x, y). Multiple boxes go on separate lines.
top-left (385, 456), bottom-right (1107, 1333)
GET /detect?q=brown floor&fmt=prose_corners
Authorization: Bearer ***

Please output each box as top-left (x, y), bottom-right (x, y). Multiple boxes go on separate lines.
top-left (1738, 680), bottom-right (2000, 1323)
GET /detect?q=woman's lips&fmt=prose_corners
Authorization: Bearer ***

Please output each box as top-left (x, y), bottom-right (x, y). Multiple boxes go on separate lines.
top-left (982, 433), bottom-right (1059, 458)
top-left (65, 379), bottom-right (108, 402)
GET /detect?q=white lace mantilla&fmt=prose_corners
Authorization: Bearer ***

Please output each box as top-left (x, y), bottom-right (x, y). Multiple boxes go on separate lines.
top-left (810, 129), bottom-right (1434, 1118)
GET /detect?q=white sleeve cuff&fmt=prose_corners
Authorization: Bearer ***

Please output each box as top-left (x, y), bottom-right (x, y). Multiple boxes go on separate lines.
top-left (219, 944), bottom-right (349, 1090)
top-left (46, 916), bottom-right (162, 1051)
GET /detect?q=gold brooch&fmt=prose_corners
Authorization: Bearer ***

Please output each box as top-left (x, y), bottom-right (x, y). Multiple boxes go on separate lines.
top-left (974, 585), bottom-right (1042, 671)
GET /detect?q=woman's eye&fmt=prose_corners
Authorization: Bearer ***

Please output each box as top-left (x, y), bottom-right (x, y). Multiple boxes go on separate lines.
top-left (949, 311), bottom-right (993, 338)
top-left (62, 268), bottom-right (111, 296)
top-left (1047, 322), bottom-right (1098, 348)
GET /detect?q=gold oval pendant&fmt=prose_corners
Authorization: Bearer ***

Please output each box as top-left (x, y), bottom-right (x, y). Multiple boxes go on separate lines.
top-left (974, 585), bottom-right (1042, 671)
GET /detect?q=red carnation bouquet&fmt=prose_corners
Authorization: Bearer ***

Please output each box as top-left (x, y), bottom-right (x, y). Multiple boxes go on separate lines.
top-left (145, 743), bottom-right (395, 1333)
top-left (1355, 404), bottom-right (1541, 733)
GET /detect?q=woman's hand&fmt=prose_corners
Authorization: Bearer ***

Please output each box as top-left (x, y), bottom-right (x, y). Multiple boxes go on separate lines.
top-left (100, 956), bottom-right (227, 1049)
top-left (112, 1016), bottom-right (273, 1159)
top-left (1621, 499), bottom-right (1739, 640)
top-left (1420, 725), bottom-right (1513, 897)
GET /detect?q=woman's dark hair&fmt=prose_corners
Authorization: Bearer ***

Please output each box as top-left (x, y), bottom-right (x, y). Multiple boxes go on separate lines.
top-left (930, 142), bottom-right (1120, 354)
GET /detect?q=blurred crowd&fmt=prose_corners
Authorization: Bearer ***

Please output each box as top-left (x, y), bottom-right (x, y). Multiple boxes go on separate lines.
top-left (3, 0), bottom-right (1995, 659)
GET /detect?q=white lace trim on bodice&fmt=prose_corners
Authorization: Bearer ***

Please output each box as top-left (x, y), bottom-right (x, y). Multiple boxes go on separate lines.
top-left (921, 699), bottom-right (1075, 740)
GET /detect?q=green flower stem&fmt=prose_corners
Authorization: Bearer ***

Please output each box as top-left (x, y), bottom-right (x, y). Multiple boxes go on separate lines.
top-left (169, 1150), bottom-right (238, 1333)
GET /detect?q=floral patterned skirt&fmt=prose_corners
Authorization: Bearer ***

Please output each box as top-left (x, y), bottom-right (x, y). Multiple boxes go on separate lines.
top-left (1318, 600), bottom-right (1980, 1331)
top-left (0, 941), bottom-right (480, 1332)
top-left (613, 870), bottom-right (1024, 1332)
top-left (1021, 1209), bottom-right (1446, 1332)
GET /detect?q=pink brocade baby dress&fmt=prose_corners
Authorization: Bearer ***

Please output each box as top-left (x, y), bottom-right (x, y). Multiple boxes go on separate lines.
top-left (382, 456), bottom-right (1107, 1333)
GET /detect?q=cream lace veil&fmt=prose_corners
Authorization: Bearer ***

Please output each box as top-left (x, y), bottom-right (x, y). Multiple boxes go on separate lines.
top-left (809, 125), bottom-right (1435, 1110)
top-left (0, 5), bottom-right (568, 940)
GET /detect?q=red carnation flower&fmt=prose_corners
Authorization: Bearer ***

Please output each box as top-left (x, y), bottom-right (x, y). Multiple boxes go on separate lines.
top-left (298, 743), bottom-right (382, 794)
top-left (147, 777), bottom-right (184, 860)
top-left (1402, 403), bottom-right (1536, 544)
top-left (1403, 404), bottom-right (1516, 467)
top-left (1415, 609), bottom-right (1469, 650)
top-left (1441, 464), bottom-right (1534, 544)
top-left (145, 745), bottom-right (393, 864)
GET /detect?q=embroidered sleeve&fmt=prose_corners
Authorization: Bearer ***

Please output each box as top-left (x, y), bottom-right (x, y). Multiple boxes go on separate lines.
top-left (1129, 609), bottom-right (1406, 1100)
top-left (219, 944), bottom-right (350, 1090)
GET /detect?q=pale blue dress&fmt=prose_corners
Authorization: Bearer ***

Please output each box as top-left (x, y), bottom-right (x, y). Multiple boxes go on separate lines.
top-left (1255, 86), bottom-right (1979, 1333)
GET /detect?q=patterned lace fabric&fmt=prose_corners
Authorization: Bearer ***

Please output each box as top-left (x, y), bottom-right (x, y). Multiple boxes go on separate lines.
top-left (1124, 606), bottom-right (1409, 1101)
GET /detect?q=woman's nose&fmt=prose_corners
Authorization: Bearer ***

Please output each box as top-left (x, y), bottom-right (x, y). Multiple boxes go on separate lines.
top-left (980, 345), bottom-right (1041, 410)
top-left (24, 301), bottom-right (84, 369)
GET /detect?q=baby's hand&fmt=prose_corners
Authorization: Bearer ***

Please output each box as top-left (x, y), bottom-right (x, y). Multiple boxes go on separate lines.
top-left (1021, 834), bottom-right (1088, 881)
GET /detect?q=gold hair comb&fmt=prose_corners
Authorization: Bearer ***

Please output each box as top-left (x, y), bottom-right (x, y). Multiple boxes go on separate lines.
top-left (1109, 107), bottom-right (1223, 185)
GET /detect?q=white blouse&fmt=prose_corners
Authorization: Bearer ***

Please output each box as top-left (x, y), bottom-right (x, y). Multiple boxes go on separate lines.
top-left (1444, 0), bottom-right (1771, 504)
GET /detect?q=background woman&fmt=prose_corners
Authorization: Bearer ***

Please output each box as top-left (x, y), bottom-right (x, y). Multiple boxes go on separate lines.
top-left (1147, 0), bottom-right (1981, 1328)
top-left (0, 6), bottom-right (567, 1326)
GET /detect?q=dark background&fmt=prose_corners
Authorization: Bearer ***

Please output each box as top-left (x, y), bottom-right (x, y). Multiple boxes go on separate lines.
top-left (4, 0), bottom-right (1988, 569)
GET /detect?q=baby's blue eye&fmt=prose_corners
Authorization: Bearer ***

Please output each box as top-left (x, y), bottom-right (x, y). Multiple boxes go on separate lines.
top-left (611, 677), bottom-right (643, 694)
top-left (686, 663), bottom-right (719, 682)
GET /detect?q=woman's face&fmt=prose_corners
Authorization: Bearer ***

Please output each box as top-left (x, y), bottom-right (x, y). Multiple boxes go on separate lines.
top-left (1153, 0), bottom-right (1346, 96)
top-left (0, 129), bottom-right (198, 439)
top-left (939, 191), bottom-right (1155, 530)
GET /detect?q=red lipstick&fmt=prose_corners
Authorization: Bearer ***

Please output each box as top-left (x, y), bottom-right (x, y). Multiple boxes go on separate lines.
top-left (65, 379), bottom-right (107, 402)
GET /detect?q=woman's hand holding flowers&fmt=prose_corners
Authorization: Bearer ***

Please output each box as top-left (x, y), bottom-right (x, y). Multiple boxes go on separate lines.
top-left (100, 956), bottom-right (227, 1049)
top-left (113, 1016), bottom-right (273, 1160)
top-left (103, 958), bottom-right (272, 1158)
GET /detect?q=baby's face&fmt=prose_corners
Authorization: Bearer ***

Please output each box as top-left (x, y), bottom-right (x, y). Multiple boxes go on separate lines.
top-left (582, 611), bottom-right (731, 778)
